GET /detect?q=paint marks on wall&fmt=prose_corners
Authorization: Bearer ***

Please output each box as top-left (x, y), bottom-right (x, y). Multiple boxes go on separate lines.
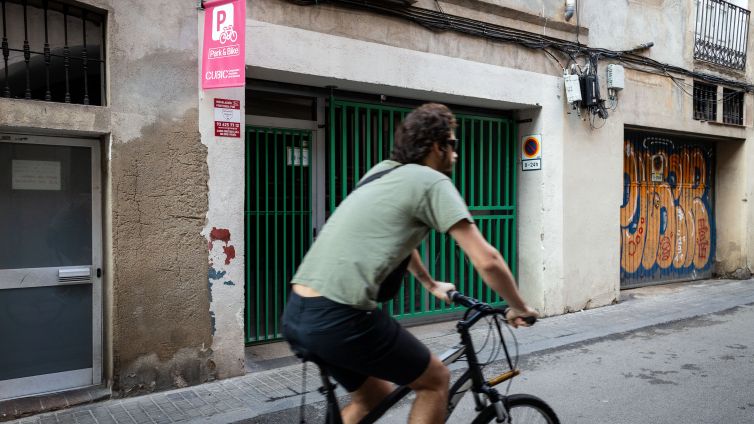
top-left (210, 227), bottom-right (231, 244)
top-left (208, 227), bottom-right (235, 266)
top-left (207, 229), bottom-right (237, 322)
top-left (223, 245), bottom-right (236, 265)
top-left (620, 134), bottom-right (715, 287)
top-left (208, 267), bottom-right (227, 280)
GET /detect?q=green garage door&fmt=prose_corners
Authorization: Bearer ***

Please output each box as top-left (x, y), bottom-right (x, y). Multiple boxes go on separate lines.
top-left (327, 98), bottom-right (517, 320)
top-left (245, 126), bottom-right (312, 343)
top-left (245, 99), bottom-right (518, 343)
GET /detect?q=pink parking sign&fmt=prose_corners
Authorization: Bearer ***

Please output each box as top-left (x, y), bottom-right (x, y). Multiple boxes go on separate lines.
top-left (202, 0), bottom-right (245, 89)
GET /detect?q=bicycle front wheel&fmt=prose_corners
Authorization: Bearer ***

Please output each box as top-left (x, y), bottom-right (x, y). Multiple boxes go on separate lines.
top-left (472, 394), bottom-right (559, 424)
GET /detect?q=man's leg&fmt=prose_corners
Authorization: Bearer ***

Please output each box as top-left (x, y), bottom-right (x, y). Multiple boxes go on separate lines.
top-left (407, 355), bottom-right (450, 424)
top-left (341, 377), bottom-right (394, 424)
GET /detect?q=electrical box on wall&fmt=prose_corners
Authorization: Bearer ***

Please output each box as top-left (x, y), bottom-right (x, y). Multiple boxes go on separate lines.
top-left (580, 75), bottom-right (599, 107)
top-left (607, 64), bottom-right (625, 90)
top-left (564, 73), bottom-right (582, 103)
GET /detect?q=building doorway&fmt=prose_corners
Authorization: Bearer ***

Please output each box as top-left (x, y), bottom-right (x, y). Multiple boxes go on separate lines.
top-left (0, 134), bottom-right (103, 400)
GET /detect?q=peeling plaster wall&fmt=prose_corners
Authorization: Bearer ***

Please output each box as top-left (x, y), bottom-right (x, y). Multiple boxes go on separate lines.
top-left (197, 11), bottom-right (246, 380)
top-left (102, 1), bottom-right (216, 395)
top-left (0, 0), bottom-right (220, 398)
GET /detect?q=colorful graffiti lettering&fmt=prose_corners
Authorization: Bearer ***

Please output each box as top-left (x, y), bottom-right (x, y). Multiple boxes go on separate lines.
top-left (620, 137), bottom-right (714, 284)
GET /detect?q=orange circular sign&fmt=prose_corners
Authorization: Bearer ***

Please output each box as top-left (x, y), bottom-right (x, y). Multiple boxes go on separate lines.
top-left (523, 136), bottom-right (540, 159)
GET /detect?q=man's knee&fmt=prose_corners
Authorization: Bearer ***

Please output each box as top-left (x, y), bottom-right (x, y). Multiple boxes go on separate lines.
top-left (408, 356), bottom-right (450, 392)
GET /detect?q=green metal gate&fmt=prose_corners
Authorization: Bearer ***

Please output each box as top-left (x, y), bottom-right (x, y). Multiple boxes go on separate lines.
top-left (245, 126), bottom-right (312, 343)
top-left (328, 98), bottom-right (517, 320)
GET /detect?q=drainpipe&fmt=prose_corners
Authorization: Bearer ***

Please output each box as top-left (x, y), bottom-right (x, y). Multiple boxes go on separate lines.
top-left (565, 0), bottom-right (576, 21)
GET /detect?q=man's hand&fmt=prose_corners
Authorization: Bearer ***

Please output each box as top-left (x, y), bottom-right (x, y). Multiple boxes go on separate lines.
top-left (429, 281), bottom-right (456, 304)
top-left (505, 306), bottom-right (539, 328)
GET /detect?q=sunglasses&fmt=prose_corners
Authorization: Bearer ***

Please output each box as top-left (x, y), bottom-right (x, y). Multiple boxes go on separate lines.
top-left (445, 138), bottom-right (460, 152)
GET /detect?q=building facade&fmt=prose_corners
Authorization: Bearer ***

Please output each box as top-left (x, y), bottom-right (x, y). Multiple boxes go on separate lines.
top-left (1, 0), bottom-right (752, 411)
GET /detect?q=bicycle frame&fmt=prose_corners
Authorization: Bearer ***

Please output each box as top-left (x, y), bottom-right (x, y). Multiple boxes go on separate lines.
top-left (318, 305), bottom-right (513, 424)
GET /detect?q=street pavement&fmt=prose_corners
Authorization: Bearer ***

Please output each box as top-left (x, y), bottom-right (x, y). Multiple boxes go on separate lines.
top-left (6, 277), bottom-right (754, 424)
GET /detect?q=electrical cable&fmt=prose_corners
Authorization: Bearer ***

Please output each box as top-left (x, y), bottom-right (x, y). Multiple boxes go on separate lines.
top-left (543, 48), bottom-right (566, 71)
top-left (287, 0), bottom-right (753, 93)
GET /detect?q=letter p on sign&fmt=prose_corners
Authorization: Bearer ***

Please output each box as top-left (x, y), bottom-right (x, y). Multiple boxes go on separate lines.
top-left (212, 3), bottom-right (234, 41)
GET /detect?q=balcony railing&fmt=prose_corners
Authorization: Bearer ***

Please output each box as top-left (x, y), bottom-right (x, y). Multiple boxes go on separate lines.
top-left (0, 0), bottom-right (105, 105)
top-left (694, 0), bottom-right (750, 70)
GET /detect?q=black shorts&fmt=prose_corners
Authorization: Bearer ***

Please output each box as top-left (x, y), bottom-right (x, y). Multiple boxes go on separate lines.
top-left (281, 292), bottom-right (431, 392)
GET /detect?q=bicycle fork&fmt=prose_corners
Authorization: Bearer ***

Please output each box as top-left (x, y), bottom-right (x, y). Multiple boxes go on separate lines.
top-left (458, 325), bottom-right (509, 423)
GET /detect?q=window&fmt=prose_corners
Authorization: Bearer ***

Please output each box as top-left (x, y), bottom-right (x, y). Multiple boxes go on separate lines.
top-left (694, 0), bottom-right (750, 70)
top-left (722, 88), bottom-right (744, 125)
top-left (0, 0), bottom-right (106, 105)
top-left (693, 81), bottom-right (717, 121)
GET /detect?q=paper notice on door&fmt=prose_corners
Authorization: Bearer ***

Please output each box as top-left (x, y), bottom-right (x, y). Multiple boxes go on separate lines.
top-left (12, 160), bottom-right (62, 190)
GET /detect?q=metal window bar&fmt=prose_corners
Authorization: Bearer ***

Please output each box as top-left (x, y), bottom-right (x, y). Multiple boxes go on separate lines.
top-left (693, 81), bottom-right (718, 121)
top-left (327, 98), bottom-right (517, 321)
top-left (0, 0), bottom-right (105, 105)
top-left (694, 0), bottom-right (750, 70)
top-left (245, 126), bottom-right (313, 344)
top-left (722, 88), bottom-right (744, 125)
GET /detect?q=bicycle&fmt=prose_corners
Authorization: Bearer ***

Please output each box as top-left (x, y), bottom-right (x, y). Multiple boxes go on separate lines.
top-left (219, 25), bottom-right (238, 44)
top-left (297, 290), bottom-right (559, 423)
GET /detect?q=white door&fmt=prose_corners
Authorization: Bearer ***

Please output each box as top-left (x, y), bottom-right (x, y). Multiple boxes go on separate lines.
top-left (0, 134), bottom-right (102, 400)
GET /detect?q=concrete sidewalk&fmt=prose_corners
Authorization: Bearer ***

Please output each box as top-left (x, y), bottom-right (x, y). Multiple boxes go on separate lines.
top-left (6, 278), bottom-right (754, 424)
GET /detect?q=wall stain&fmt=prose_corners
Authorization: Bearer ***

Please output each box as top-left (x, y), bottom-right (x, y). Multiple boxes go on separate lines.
top-left (223, 280), bottom-right (235, 286)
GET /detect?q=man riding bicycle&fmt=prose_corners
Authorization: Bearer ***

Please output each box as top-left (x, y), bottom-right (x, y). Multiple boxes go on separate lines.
top-left (282, 103), bottom-right (538, 424)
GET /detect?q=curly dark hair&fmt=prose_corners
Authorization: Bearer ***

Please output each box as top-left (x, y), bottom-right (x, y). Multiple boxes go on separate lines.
top-left (390, 103), bottom-right (457, 164)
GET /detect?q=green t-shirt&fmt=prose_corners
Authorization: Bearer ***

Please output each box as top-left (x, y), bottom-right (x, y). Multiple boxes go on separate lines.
top-left (292, 160), bottom-right (473, 309)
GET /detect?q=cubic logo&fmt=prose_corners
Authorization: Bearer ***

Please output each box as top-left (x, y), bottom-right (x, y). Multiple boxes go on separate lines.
top-left (211, 3), bottom-right (235, 43)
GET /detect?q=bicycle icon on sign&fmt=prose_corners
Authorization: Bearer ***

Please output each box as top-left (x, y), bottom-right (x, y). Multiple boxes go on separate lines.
top-left (219, 25), bottom-right (237, 44)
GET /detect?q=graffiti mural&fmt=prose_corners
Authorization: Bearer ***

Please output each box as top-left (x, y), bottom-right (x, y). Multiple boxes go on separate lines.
top-left (620, 133), bottom-right (715, 287)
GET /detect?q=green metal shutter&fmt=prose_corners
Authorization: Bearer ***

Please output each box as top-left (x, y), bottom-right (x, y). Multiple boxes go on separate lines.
top-left (245, 126), bottom-right (312, 344)
top-left (327, 98), bottom-right (517, 320)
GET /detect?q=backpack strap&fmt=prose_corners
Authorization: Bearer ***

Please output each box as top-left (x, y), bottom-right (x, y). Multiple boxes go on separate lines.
top-left (354, 164), bottom-right (403, 190)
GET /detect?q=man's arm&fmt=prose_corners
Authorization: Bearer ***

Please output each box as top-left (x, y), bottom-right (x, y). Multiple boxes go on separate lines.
top-left (407, 249), bottom-right (455, 302)
top-left (448, 220), bottom-right (537, 324)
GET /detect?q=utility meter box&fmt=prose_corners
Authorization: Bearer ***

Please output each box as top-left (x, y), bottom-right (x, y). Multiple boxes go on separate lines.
top-left (579, 74), bottom-right (599, 107)
top-left (607, 64), bottom-right (625, 90)
top-left (564, 73), bottom-right (582, 103)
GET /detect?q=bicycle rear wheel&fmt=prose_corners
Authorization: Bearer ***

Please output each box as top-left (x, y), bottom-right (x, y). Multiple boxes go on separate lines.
top-left (472, 394), bottom-right (559, 424)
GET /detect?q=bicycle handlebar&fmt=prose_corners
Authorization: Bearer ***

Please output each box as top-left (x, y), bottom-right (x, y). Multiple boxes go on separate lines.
top-left (448, 290), bottom-right (537, 326)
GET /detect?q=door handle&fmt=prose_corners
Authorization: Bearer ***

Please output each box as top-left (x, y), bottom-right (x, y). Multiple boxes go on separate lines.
top-left (58, 267), bottom-right (91, 283)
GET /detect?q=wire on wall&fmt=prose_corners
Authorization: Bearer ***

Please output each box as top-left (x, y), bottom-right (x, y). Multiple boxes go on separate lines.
top-left (288, 0), bottom-right (753, 94)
